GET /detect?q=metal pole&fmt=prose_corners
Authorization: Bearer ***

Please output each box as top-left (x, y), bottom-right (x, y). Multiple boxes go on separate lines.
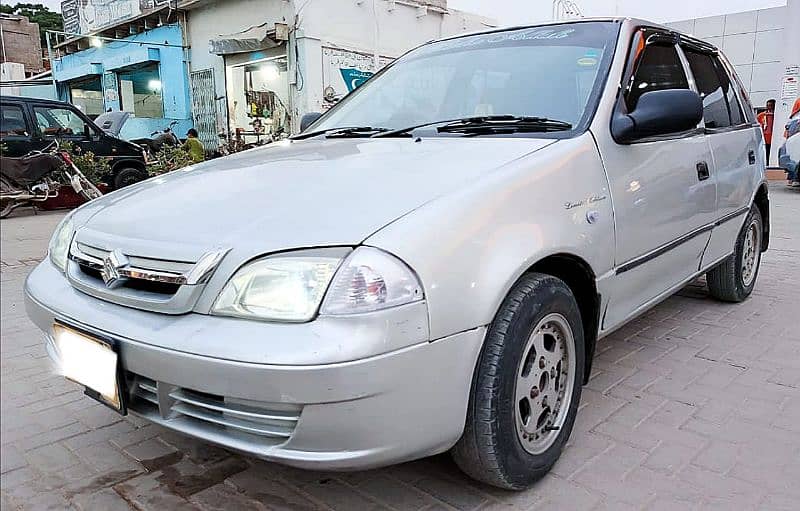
top-left (45, 30), bottom-right (57, 98)
top-left (1, 22), bottom-right (7, 63)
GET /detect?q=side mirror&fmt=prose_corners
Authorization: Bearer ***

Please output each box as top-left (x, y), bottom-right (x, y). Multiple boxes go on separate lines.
top-left (612, 89), bottom-right (703, 144)
top-left (83, 124), bottom-right (92, 139)
top-left (300, 112), bottom-right (323, 132)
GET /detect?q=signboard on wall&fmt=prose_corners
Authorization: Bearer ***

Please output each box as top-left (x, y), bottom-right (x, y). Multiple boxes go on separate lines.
top-left (321, 47), bottom-right (393, 107)
top-left (782, 65), bottom-right (799, 100)
top-left (61, 0), bottom-right (173, 35)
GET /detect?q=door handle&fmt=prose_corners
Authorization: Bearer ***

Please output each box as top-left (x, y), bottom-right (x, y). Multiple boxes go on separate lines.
top-left (748, 149), bottom-right (756, 165)
top-left (696, 161), bottom-right (710, 181)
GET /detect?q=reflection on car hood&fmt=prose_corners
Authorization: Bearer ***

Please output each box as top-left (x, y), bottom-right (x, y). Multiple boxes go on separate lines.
top-left (75, 137), bottom-right (556, 257)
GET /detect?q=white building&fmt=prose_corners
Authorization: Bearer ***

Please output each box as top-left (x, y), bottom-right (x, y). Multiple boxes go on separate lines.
top-left (181, 0), bottom-right (495, 144)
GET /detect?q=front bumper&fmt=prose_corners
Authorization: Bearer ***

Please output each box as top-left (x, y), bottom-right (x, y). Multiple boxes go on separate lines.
top-left (25, 260), bottom-right (485, 470)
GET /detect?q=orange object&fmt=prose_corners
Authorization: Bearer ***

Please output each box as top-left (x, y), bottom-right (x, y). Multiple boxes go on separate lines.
top-left (792, 97), bottom-right (800, 118)
top-left (757, 110), bottom-right (774, 144)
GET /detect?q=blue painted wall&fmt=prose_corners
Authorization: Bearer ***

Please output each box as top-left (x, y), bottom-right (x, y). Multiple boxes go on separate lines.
top-left (52, 24), bottom-right (192, 140)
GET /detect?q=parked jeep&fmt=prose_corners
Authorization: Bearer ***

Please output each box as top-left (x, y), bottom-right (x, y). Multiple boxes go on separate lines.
top-left (0, 97), bottom-right (148, 189)
top-left (25, 19), bottom-right (768, 489)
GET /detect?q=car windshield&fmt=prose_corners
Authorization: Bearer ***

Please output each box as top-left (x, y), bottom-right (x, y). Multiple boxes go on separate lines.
top-left (312, 22), bottom-right (619, 136)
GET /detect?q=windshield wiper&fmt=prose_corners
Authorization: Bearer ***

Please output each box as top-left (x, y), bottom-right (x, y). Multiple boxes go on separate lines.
top-left (438, 115), bottom-right (573, 134)
top-left (292, 126), bottom-right (391, 140)
top-left (374, 115), bottom-right (572, 138)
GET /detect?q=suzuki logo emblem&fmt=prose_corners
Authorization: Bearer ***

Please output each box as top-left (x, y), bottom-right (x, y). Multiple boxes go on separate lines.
top-left (101, 249), bottom-right (129, 288)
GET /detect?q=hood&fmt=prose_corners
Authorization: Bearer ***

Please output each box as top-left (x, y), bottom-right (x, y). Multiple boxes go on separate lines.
top-left (75, 137), bottom-right (556, 261)
top-left (94, 111), bottom-right (130, 136)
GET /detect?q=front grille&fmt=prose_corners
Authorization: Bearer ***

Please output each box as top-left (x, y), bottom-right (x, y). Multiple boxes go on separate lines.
top-left (127, 374), bottom-right (301, 444)
top-left (65, 241), bottom-right (228, 314)
top-left (77, 264), bottom-right (181, 295)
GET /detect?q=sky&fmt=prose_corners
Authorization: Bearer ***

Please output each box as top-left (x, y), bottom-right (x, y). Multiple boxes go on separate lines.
top-left (7, 0), bottom-right (788, 24)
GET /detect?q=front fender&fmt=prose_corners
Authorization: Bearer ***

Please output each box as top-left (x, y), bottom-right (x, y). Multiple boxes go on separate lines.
top-left (366, 134), bottom-right (615, 340)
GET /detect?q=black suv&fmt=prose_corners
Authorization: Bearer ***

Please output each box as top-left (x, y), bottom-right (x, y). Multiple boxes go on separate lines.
top-left (1, 96), bottom-right (148, 189)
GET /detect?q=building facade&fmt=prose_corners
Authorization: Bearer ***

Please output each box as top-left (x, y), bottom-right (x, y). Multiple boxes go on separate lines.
top-left (182, 0), bottom-right (495, 149)
top-left (0, 13), bottom-right (45, 76)
top-left (49, 4), bottom-right (193, 140)
top-left (45, 0), bottom-right (492, 148)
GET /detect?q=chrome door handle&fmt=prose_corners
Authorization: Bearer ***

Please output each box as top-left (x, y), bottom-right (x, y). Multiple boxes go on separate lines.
top-left (696, 161), bottom-right (710, 181)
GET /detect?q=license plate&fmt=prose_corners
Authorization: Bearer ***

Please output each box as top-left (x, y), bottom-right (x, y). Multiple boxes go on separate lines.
top-left (53, 323), bottom-right (126, 414)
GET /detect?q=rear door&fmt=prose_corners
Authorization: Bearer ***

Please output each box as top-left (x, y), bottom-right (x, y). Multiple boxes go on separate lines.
top-left (0, 102), bottom-right (34, 157)
top-left (681, 46), bottom-right (763, 268)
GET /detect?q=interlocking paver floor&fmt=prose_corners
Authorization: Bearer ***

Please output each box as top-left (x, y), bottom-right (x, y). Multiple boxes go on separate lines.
top-left (2, 184), bottom-right (798, 510)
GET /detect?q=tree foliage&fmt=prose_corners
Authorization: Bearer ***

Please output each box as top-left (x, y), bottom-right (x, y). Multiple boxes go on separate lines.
top-left (1, 3), bottom-right (63, 46)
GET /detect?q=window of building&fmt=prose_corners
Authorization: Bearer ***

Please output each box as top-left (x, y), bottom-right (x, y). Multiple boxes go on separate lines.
top-left (118, 63), bottom-right (164, 118)
top-left (1, 105), bottom-right (28, 137)
top-left (33, 105), bottom-right (91, 138)
top-left (626, 43), bottom-right (689, 111)
top-left (69, 77), bottom-right (104, 118)
top-left (684, 50), bottom-right (730, 128)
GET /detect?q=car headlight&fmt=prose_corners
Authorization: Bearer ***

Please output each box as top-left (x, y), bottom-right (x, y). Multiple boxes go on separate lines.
top-left (49, 213), bottom-right (75, 272)
top-left (212, 247), bottom-right (424, 322)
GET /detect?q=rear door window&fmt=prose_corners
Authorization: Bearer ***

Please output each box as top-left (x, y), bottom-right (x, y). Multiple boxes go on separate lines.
top-left (684, 50), bottom-right (730, 129)
top-left (1, 105), bottom-right (29, 137)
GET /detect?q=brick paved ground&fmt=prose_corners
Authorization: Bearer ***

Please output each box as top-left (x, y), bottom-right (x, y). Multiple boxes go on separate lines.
top-left (2, 185), bottom-right (798, 510)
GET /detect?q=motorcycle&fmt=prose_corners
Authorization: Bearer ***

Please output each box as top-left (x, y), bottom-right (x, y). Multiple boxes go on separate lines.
top-left (131, 120), bottom-right (180, 158)
top-left (1, 141), bottom-right (103, 219)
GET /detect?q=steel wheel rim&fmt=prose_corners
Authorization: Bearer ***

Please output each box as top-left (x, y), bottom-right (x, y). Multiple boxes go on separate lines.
top-left (741, 218), bottom-right (760, 287)
top-left (514, 313), bottom-right (576, 455)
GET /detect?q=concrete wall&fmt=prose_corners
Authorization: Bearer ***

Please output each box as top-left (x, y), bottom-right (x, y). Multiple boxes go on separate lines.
top-left (0, 15), bottom-right (45, 76)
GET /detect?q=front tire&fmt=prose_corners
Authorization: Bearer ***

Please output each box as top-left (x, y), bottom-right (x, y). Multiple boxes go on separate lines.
top-left (706, 205), bottom-right (763, 302)
top-left (452, 273), bottom-right (584, 490)
top-left (112, 166), bottom-right (147, 190)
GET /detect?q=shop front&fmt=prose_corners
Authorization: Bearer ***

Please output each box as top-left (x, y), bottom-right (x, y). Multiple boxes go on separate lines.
top-left (209, 24), bottom-right (291, 147)
top-left (51, 24), bottom-right (192, 141)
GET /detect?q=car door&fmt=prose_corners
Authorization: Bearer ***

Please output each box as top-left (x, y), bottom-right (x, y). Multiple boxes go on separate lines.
top-left (598, 29), bottom-right (717, 331)
top-left (0, 102), bottom-right (34, 157)
top-left (681, 48), bottom-right (763, 269)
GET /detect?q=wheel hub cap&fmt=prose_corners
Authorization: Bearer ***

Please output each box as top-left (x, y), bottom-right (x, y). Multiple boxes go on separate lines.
top-left (514, 313), bottom-right (576, 454)
top-left (741, 219), bottom-right (760, 287)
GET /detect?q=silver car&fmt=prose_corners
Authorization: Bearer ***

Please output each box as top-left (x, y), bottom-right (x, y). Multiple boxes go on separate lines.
top-left (25, 19), bottom-right (769, 489)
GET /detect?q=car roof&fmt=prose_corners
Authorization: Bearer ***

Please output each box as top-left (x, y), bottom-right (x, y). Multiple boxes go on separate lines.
top-left (429, 17), bottom-right (716, 51)
top-left (0, 96), bottom-right (76, 108)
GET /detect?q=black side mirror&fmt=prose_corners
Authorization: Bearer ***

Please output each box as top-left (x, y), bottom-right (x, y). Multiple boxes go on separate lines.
top-left (83, 124), bottom-right (92, 139)
top-left (300, 112), bottom-right (323, 132)
top-left (612, 89), bottom-right (703, 144)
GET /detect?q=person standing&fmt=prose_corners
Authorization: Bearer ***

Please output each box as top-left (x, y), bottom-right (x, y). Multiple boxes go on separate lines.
top-left (757, 99), bottom-right (776, 163)
top-left (183, 128), bottom-right (206, 163)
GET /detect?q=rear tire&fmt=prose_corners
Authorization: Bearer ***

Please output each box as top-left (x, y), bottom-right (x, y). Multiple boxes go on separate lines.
top-left (706, 205), bottom-right (762, 302)
top-left (452, 273), bottom-right (584, 490)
